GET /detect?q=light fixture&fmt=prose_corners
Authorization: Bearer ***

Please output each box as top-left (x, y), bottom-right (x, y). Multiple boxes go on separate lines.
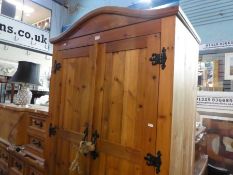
top-left (139, 0), bottom-right (152, 3)
top-left (6, 0), bottom-right (34, 13)
top-left (151, 4), bottom-right (173, 10)
top-left (15, 15), bottom-right (20, 20)
top-left (10, 61), bottom-right (41, 106)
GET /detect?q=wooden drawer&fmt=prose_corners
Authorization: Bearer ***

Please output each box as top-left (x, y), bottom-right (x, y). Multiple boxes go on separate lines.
top-left (0, 163), bottom-right (8, 175)
top-left (9, 156), bottom-right (25, 175)
top-left (9, 168), bottom-right (24, 175)
top-left (25, 136), bottom-right (44, 158)
top-left (0, 147), bottom-right (9, 166)
top-left (29, 136), bottom-right (44, 151)
top-left (27, 166), bottom-right (43, 175)
top-left (29, 117), bottom-right (46, 132)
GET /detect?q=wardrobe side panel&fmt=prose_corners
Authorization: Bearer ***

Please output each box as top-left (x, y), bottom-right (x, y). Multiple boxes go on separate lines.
top-left (169, 17), bottom-right (199, 175)
top-left (157, 16), bottom-right (176, 175)
top-left (48, 47), bottom-right (63, 175)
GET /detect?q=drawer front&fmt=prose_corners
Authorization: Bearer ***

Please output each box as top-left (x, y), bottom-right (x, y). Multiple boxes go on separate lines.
top-left (10, 156), bottom-right (25, 174)
top-left (9, 168), bottom-right (23, 175)
top-left (0, 164), bottom-right (8, 175)
top-left (29, 117), bottom-right (46, 131)
top-left (26, 136), bottom-right (45, 158)
top-left (0, 169), bottom-right (8, 175)
top-left (28, 167), bottom-right (43, 175)
top-left (29, 137), bottom-right (44, 150)
top-left (0, 148), bottom-right (9, 165)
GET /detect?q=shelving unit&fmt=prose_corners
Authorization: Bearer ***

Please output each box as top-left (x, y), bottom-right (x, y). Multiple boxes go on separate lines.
top-left (33, 17), bottom-right (51, 31)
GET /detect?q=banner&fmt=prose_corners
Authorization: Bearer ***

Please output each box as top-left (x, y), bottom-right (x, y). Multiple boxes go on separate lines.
top-left (197, 91), bottom-right (233, 110)
top-left (200, 41), bottom-right (233, 51)
top-left (0, 14), bottom-right (52, 54)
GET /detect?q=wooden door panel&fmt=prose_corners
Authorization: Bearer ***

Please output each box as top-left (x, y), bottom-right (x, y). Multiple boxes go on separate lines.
top-left (91, 34), bottom-right (161, 175)
top-left (102, 51), bottom-right (126, 143)
top-left (60, 57), bottom-right (93, 133)
top-left (55, 34), bottom-right (160, 175)
top-left (55, 138), bottom-right (71, 175)
top-left (58, 46), bottom-right (90, 59)
top-left (56, 138), bottom-right (89, 175)
top-left (105, 155), bottom-right (142, 175)
top-left (55, 46), bottom-right (97, 175)
top-left (102, 50), bottom-right (143, 148)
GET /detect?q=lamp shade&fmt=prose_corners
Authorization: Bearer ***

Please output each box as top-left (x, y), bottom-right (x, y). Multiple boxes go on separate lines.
top-left (10, 61), bottom-right (41, 85)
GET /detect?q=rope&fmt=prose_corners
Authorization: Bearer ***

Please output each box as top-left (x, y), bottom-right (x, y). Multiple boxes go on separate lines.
top-left (69, 141), bottom-right (95, 174)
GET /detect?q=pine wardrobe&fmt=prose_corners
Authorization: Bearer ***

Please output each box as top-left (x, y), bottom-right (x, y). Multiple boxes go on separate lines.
top-left (49, 5), bottom-right (200, 175)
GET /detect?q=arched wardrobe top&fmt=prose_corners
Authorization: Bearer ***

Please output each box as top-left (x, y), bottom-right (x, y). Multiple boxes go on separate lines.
top-left (50, 5), bottom-right (200, 44)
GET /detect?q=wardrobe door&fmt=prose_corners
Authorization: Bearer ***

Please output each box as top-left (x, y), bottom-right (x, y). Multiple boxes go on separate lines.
top-left (54, 46), bottom-right (97, 175)
top-left (90, 34), bottom-right (161, 175)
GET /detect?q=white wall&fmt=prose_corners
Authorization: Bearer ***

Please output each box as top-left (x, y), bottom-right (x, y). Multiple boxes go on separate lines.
top-left (0, 44), bottom-right (52, 65)
top-left (50, 1), bottom-right (68, 38)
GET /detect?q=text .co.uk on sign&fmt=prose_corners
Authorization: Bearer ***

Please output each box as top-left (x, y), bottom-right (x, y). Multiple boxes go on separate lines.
top-left (0, 14), bottom-right (51, 54)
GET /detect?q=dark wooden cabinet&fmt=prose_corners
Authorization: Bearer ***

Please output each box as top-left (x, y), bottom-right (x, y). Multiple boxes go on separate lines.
top-left (50, 6), bottom-right (200, 175)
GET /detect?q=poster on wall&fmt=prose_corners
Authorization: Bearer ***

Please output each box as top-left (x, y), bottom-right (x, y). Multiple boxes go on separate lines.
top-left (225, 53), bottom-right (233, 80)
top-left (0, 14), bottom-right (52, 54)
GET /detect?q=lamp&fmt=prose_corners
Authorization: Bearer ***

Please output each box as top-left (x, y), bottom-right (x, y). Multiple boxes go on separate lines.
top-left (10, 61), bottom-right (41, 106)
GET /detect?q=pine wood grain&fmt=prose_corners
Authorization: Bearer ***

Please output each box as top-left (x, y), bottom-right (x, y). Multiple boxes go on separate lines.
top-left (157, 16), bottom-right (175, 175)
top-left (56, 19), bottom-right (161, 51)
top-left (0, 108), bottom-right (27, 145)
top-left (50, 6), bottom-right (200, 175)
top-left (50, 6), bottom-right (179, 43)
top-left (48, 46), bottom-right (63, 174)
top-left (54, 45), bottom-right (98, 175)
top-left (169, 17), bottom-right (199, 175)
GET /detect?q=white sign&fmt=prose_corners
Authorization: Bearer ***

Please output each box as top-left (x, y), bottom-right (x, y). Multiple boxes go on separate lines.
top-left (0, 14), bottom-right (51, 54)
top-left (197, 91), bottom-right (233, 110)
top-left (200, 41), bottom-right (233, 51)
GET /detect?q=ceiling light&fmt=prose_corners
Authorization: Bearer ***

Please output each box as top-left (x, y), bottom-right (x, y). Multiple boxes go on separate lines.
top-left (15, 16), bottom-right (20, 20)
top-left (139, 0), bottom-right (152, 3)
top-left (6, 0), bottom-right (34, 13)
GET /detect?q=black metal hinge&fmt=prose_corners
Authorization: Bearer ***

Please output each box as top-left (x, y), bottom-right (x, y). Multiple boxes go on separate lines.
top-left (53, 60), bottom-right (61, 74)
top-left (49, 123), bottom-right (57, 137)
top-left (149, 47), bottom-right (167, 70)
top-left (144, 151), bottom-right (162, 174)
top-left (90, 130), bottom-right (100, 160)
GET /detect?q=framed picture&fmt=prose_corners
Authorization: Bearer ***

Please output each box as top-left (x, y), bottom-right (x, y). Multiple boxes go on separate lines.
top-left (225, 53), bottom-right (233, 80)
